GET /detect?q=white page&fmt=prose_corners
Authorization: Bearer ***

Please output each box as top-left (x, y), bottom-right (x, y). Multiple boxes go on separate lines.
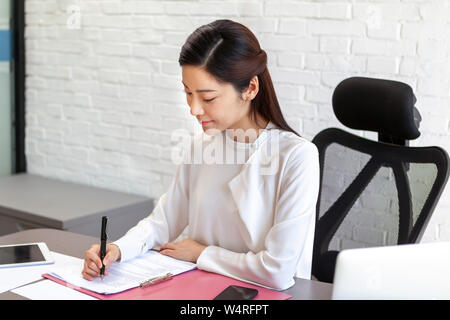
top-left (0, 251), bottom-right (83, 294)
top-left (49, 250), bottom-right (197, 294)
top-left (11, 279), bottom-right (98, 300)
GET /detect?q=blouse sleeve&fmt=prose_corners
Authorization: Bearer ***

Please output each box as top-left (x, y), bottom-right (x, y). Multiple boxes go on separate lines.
top-left (195, 141), bottom-right (320, 290)
top-left (113, 161), bottom-right (190, 263)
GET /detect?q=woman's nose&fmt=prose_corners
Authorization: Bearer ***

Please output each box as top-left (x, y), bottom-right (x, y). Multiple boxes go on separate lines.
top-left (189, 100), bottom-right (204, 117)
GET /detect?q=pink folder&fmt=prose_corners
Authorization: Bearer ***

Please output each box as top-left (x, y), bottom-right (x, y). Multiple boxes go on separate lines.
top-left (43, 269), bottom-right (291, 300)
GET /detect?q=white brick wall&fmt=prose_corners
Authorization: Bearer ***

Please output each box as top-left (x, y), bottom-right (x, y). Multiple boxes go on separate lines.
top-left (24, 0), bottom-right (450, 248)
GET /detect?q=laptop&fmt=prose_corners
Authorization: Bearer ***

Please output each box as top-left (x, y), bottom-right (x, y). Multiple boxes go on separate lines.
top-left (331, 241), bottom-right (450, 300)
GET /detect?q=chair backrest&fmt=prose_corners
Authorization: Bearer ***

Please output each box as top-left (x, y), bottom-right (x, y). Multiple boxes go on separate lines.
top-left (311, 77), bottom-right (450, 283)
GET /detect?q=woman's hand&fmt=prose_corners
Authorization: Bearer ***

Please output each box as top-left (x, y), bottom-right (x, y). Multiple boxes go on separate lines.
top-left (160, 238), bottom-right (207, 263)
top-left (82, 243), bottom-right (122, 281)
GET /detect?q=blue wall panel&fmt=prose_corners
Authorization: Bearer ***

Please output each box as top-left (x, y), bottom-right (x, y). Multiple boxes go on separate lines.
top-left (0, 30), bottom-right (11, 61)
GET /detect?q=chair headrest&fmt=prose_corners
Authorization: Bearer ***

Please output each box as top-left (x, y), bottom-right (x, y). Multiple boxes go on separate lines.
top-left (332, 77), bottom-right (421, 141)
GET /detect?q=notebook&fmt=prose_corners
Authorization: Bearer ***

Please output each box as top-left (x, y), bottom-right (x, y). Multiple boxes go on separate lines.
top-left (47, 249), bottom-right (196, 294)
top-left (43, 251), bottom-right (291, 300)
top-left (43, 269), bottom-right (291, 300)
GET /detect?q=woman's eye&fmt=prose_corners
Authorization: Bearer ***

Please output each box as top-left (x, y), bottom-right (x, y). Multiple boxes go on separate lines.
top-left (183, 91), bottom-right (214, 102)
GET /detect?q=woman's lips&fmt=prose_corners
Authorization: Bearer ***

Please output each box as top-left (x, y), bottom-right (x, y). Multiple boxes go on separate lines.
top-left (199, 120), bottom-right (213, 125)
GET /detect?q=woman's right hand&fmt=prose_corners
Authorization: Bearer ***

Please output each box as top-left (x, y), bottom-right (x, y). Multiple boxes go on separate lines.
top-left (82, 243), bottom-right (121, 281)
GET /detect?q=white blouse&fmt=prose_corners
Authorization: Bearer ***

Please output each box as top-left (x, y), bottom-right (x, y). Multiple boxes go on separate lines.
top-left (113, 121), bottom-right (320, 290)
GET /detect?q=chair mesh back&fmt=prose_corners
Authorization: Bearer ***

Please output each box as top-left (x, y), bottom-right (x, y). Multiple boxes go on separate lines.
top-left (318, 138), bottom-right (439, 251)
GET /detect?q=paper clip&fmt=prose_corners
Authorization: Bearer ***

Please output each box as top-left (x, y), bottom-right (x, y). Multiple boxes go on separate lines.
top-left (139, 272), bottom-right (173, 288)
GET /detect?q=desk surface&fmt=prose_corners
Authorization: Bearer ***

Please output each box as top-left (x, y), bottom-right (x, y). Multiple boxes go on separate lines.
top-left (0, 229), bottom-right (333, 300)
top-left (0, 174), bottom-right (153, 239)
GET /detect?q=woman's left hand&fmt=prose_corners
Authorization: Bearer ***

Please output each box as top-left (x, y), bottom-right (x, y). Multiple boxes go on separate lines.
top-left (160, 238), bottom-right (207, 263)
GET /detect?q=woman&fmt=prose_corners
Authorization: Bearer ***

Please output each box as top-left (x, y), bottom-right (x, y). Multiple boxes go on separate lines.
top-left (82, 19), bottom-right (320, 291)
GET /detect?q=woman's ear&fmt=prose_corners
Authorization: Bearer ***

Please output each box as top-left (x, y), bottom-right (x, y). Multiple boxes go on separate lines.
top-left (242, 75), bottom-right (259, 101)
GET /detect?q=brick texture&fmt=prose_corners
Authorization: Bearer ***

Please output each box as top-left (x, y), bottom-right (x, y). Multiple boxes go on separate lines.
top-left (24, 0), bottom-right (450, 247)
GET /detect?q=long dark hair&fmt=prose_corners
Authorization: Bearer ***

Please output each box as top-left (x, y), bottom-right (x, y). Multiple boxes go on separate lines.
top-left (178, 19), bottom-right (301, 137)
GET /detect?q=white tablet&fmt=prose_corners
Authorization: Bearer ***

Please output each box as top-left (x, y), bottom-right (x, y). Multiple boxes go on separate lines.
top-left (0, 242), bottom-right (54, 268)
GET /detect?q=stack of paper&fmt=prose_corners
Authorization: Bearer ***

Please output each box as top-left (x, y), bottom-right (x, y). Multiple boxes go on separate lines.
top-left (47, 250), bottom-right (197, 294)
top-left (12, 279), bottom-right (97, 300)
top-left (0, 251), bottom-right (80, 294)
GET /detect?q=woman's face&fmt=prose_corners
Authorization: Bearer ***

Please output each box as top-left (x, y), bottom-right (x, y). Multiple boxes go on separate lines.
top-left (181, 65), bottom-right (250, 135)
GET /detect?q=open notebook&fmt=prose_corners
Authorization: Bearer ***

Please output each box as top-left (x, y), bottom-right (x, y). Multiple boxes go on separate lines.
top-left (47, 249), bottom-right (196, 295)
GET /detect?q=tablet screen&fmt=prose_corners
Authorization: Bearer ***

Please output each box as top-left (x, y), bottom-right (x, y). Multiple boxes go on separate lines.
top-left (0, 244), bottom-right (46, 265)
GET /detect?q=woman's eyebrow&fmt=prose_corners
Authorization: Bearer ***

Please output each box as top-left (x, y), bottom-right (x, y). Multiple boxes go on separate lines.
top-left (182, 81), bottom-right (217, 92)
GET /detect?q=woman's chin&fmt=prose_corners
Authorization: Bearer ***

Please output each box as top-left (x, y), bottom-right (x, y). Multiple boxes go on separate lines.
top-left (201, 123), bottom-right (222, 136)
top-left (203, 128), bottom-right (222, 136)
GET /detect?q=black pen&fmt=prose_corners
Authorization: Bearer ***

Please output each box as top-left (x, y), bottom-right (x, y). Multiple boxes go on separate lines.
top-left (100, 216), bottom-right (108, 280)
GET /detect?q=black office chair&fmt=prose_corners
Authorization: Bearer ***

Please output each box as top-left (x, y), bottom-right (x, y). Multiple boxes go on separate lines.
top-left (311, 77), bottom-right (450, 283)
